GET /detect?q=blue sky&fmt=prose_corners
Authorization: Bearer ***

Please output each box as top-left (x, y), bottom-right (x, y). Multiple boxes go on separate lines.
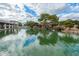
top-left (16, 3), bottom-right (79, 20)
top-left (23, 5), bottom-right (37, 17)
top-left (15, 4), bottom-right (37, 17)
top-left (58, 3), bottom-right (79, 20)
top-left (57, 3), bottom-right (79, 14)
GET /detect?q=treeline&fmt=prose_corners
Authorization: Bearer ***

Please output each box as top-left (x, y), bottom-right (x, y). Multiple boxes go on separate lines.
top-left (25, 13), bottom-right (79, 29)
top-left (59, 19), bottom-right (79, 28)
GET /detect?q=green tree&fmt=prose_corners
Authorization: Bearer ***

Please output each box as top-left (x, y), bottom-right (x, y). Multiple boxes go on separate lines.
top-left (38, 13), bottom-right (49, 22)
top-left (38, 13), bottom-right (59, 23)
top-left (48, 14), bottom-right (59, 23)
top-left (73, 20), bottom-right (79, 25)
top-left (59, 19), bottom-right (74, 28)
top-left (25, 21), bottom-right (38, 28)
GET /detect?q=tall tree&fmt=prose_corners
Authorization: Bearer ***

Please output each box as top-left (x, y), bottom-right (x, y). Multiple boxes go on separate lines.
top-left (38, 13), bottom-right (49, 22)
top-left (48, 14), bottom-right (59, 23)
top-left (38, 13), bottom-right (59, 23)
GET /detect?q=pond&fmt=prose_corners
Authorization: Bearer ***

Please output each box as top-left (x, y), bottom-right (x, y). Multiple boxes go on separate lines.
top-left (0, 28), bottom-right (79, 56)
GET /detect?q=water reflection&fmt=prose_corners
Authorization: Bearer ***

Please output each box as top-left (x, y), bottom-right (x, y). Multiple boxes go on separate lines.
top-left (38, 30), bottom-right (58, 45)
top-left (26, 28), bottom-right (39, 35)
top-left (0, 29), bottom-right (19, 39)
top-left (60, 35), bottom-right (79, 44)
top-left (23, 35), bottom-right (37, 47)
top-left (0, 28), bottom-right (79, 55)
top-left (26, 28), bottom-right (79, 56)
top-left (27, 28), bottom-right (79, 46)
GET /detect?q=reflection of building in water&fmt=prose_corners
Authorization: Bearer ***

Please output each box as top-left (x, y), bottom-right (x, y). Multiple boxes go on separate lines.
top-left (0, 29), bottom-right (19, 39)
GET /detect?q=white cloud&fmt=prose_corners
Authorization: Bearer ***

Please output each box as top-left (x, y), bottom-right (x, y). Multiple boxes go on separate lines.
top-left (1, 3), bottom-right (79, 22)
top-left (0, 3), bottom-right (32, 22)
top-left (59, 13), bottom-right (79, 20)
top-left (72, 6), bottom-right (79, 12)
top-left (24, 3), bottom-right (66, 15)
top-left (0, 3), bottom-right (66, 22)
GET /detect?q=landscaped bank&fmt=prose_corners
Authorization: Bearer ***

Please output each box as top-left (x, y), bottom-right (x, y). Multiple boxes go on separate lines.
top-left (25, 13), bottom-right (79, 35)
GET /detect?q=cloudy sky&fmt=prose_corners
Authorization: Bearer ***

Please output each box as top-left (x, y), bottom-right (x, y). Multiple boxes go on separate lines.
top-left (0, 3), bottom-right (79, 23)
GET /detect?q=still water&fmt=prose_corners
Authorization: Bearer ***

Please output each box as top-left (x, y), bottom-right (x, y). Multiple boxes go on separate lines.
top-left (0, 28), bottom-right (79, 56)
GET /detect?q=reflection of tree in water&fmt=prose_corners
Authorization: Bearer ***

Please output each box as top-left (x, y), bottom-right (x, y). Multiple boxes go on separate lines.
top-left (26, 28), bottom-right (39, 35)
top-left (26, 28), bottom-right (79, 46)
top-left (38, 30), bottom-right (58, 46)
top-left (39, 30), bottom-right (79, 46)
top-left (26, 28), bottom-right (79, 55)
top-left (26, 28), bottom-right (58, 45)
top-left (59, 35), bottom-right (79, 56)
top-left (59, 35), bottom-right (79, 44)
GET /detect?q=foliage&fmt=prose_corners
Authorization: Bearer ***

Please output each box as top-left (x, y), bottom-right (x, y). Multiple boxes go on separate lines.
top-left (25, 13), bottom-right (79, 29)
top-left (38, 13), bottom-right (59, 23)
top-left (25, 21), bottom-right (39, 27)
top-left (38, 13), bottom-right (49, 22)
top-left (59, 19), bottom-right (74, 28)
top-left (48, 14), bottom-right (59, 23)
top-left (38, 30), bottom-right (58, 45)
top-left (26, 28), bottom-right (39, 35)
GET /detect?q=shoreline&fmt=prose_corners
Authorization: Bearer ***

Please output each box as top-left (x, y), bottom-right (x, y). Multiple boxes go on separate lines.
top-left (26, 25), bottom-right (79, 35)
top-left (62, 28), bottom-right (79, 35)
